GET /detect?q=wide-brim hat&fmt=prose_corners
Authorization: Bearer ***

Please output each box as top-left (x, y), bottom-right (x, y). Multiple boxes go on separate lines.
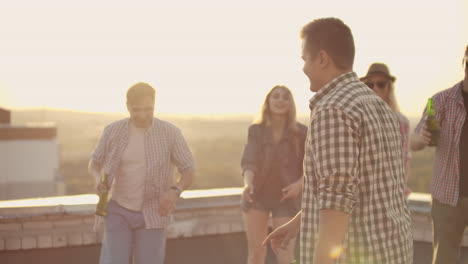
top-left (360, 63), bottom-right (396, 82)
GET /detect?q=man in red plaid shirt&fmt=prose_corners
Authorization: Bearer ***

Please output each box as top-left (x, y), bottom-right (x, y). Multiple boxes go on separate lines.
top-left (411, 45), bottom-right (468, 264)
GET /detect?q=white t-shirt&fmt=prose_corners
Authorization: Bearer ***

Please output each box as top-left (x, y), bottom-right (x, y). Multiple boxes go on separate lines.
top-left (111, 123), bottom-right (147, 211)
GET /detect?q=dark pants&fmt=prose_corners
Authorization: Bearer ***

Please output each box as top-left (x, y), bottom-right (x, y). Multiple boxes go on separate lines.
top-left (431, 198), bottom-right (468, 264)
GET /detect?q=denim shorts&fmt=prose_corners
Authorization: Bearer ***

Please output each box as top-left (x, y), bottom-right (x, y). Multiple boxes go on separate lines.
top-left (241, 194), bottom-right (301, 218)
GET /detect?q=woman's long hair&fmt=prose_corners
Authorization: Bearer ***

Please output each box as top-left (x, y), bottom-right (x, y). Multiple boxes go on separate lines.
top-left (387, 81), bottom-right (401, 113)
top-left (255, 85), bottom-right (301, 157)
top-left (255, 85), bottom-right (298, 132)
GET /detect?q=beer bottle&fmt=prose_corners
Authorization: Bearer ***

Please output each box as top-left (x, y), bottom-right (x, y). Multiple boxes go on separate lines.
top-left (95, 173), bottom-right (109, 216)
top-left (426, 98), bottom-right (440, 147)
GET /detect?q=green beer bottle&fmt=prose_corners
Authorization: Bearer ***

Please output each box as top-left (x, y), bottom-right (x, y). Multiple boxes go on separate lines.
top-left (95, 173), bottom-right (109, 216)
top-left (426, 98), bottom-right (440, 147)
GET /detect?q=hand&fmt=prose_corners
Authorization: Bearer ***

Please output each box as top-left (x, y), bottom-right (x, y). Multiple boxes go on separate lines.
top-left (281, 180), bottom-right (302, 202)
top-left (159, 189), bottom-right (178, 216)
top-left (242, 185), bottom-right (254, 203)
top-left (405, 186), bottom-right (412, 198)
top-left (95, 181), bottom-right (109, 195)
top-left (92, 170), bottom-right (108, 195)
top-left (411, 124), bottom-right (431, 149)
top-left (263, 221), bottom-right (299, 255)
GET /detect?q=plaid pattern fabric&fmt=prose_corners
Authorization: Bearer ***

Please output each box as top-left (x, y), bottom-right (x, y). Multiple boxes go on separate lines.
top-left (415, 82), bottom-right (465, 206)
top-left (92, 118), bottom-right (195, 228)
top-left (300, 72), bottom-right (413, 264)
top-left (396, 112), bottom-right (411, 167)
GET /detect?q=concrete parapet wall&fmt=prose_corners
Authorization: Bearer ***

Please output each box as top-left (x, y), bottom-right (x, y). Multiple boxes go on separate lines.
top-left (0, 190), bottom-right (464, 252)
top-left (0, 188), bottom-right (245, 251)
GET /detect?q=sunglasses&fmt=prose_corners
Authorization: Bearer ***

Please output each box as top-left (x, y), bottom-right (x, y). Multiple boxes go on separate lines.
top-left (365, 81), bottom-right (388, 89)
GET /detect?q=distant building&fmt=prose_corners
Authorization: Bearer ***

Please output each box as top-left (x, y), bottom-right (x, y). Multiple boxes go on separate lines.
top-left (0, 108), bottom-right (64, 200)
top-left (0, 108), bottom-right (10, 124)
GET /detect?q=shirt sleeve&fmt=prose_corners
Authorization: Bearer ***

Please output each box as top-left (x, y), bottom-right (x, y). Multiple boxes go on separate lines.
top-left (171, 128), bottom-right (195, 173)
top-left (311, 107), bottom-right (360, 214)
top-left (240, 125), bottom-right (260, 175)
top-left (91, 126), bottom-right (110, 169)
top-left (400, 115), bottom-right (412, 162)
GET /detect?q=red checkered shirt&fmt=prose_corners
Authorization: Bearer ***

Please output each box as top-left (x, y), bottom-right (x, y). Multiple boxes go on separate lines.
top-left (415, 81), bottom-right (466, 206)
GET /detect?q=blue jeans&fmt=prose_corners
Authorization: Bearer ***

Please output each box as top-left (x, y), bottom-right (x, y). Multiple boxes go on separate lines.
top-left (99, 200), bottom-right (166, 264)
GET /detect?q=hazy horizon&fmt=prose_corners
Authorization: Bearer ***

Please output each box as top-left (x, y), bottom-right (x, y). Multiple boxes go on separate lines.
top-left (8, 106), bottom-right (435, 195)
top-left (9, 107), bottom-right (427, 124)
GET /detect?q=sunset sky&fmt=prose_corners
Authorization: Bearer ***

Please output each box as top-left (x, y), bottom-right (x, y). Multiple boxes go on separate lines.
top-left (0, 0), bottom-right (467, 117)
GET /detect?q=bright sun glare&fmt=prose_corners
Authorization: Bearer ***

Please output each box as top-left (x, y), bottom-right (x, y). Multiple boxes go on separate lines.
top-left (0, 1), bottom-right (466, 117)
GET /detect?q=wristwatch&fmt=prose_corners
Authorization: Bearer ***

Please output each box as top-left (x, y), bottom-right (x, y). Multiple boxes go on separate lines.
top-left (170, 186), bottom-right (183, 197)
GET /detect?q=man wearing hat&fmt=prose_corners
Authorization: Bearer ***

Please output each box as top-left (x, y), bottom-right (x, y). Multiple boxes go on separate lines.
top-left (411, 45), bottom-right (468, 264)
top-left (361, 63), bottom-right (412, 197)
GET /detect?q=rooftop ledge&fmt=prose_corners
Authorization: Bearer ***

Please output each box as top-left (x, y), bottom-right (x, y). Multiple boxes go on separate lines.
top-left (0, 188), bottom-right (244, 218)
top-left (0, 190), bottom-right (443, 252)
top-left (0, 189), bottom-right (432, 219)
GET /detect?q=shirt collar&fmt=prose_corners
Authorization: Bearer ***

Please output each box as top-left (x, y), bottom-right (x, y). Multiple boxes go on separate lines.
top-left (309, 72), bottom-right (358, 111)
top-left (125, 117), bottom-right (158, 134)
top-left (448, 81), bottom-right (465, 103)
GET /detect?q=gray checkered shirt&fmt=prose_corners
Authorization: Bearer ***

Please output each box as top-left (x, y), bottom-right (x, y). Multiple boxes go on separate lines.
top-left (92, 118), bottom-right (195, 228)
top-left (300, 72), bottom-right (413, 264)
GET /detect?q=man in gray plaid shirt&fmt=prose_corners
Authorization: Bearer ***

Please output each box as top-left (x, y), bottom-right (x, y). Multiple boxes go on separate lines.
top-left (89, 82), bottom-right (195, 264)
top-left (264, 18), bottom-right (413, 264)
